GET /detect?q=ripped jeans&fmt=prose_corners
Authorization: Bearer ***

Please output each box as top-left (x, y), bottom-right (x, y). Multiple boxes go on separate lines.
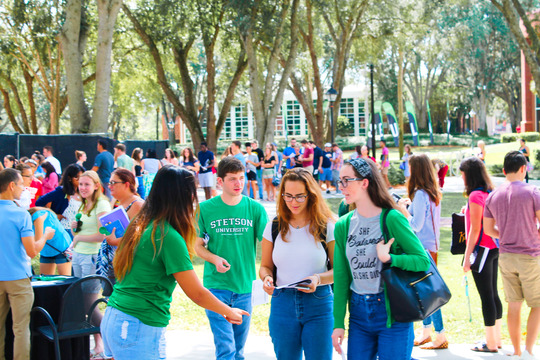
top-left (101, 306), bottom-right (166, 360)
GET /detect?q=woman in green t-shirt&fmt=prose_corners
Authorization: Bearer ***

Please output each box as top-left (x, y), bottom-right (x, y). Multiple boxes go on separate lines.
top-left (101, 166), bottom-right (248, 360)
top-left (70, 170), bottom-right (111, 357)
top-left (332, 159), bottom-right (429, 360)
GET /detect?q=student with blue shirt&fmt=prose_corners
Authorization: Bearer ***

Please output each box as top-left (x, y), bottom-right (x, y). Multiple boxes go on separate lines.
top-left (282, 138), bottom-right (297, 171)
top-left (198, 142), bottom-right (215, 200)
top-left (92, 139), bottom-right (115, 199)
top-left (0, 168), bottom-right (55, 359)
top-left (29, 207), bottom-right (72, 276)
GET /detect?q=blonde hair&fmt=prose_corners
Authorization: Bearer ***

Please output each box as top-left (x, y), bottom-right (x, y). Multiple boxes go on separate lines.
top-left (75, 150), bottom-right (86, 160)
top-left (78, 170), bottom-right (107, 215)
top-left (276, 168), bottom-right (335, 243)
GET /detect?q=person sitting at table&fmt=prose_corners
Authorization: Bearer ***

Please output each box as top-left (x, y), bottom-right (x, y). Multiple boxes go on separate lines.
top-left (96, 169), bottom-right (144, 283)
top-left (101, 165), bottom-right (248, 359)
top-left (29, 207), bottom-right (73, 276)
top-left (70, 170), bottom-right (111, 358)
top-left (0, 168), bottom-right (55, 360)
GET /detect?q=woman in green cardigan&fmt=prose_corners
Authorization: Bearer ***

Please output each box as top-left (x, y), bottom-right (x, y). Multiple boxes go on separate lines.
top-left (331, 158), bottom-right (430, 360)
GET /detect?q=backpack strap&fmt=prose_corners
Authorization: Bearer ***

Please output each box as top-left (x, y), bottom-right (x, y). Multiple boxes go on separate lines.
top-left (271, 217), bottom-right (279, 285)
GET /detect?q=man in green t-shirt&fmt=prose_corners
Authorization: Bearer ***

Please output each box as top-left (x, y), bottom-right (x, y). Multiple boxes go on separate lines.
top-left (195, 156), bottom-right (268, 360)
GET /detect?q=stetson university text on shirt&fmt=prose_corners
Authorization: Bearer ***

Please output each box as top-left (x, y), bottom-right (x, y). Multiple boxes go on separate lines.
top-left (198, 195), bottom-right (268, 294)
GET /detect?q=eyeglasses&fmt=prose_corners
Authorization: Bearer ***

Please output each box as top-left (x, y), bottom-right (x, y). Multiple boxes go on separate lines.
top-left (108, 180), bottom-right (125, 186)
top-left (282, 194), bottom-right (308, 203)
top-left (337, 177), bottom-right (363, 188)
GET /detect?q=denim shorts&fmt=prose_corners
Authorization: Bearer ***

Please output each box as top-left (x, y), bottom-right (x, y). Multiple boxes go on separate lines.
top-left (319, 168), bottom-right (332, 182)
top-left (40, 253), bottom-right (69, 264)
top-left (101, 306), bottom-right (166, 359)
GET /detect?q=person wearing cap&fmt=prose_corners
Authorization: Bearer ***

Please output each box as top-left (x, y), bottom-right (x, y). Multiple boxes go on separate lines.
top-left (321, 143), bottom-right (333, 193)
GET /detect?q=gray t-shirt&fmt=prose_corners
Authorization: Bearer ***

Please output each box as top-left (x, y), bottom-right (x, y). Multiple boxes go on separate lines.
top-left (346, 210), bottom-right (384, 295)
top-left (245, 153), bottom-right (258, 173)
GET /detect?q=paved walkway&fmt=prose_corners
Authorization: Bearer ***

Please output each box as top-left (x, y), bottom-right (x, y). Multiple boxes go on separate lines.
top-left (165, 329), bottom-right (539, 359)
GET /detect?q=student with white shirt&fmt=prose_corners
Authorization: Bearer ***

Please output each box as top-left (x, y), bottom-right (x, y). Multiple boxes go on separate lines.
top-left (260, 168), bottom-right (335, 359)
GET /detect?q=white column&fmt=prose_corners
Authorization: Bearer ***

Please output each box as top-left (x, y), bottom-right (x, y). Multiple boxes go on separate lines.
top-left (354, 98), bottom-right (360, 137)
top-left (299, 101), bottom-right (307, 137)
top-left (231, 106), bottom-right (237, 140)
top-left (248, 104), bottom-right (254, 139)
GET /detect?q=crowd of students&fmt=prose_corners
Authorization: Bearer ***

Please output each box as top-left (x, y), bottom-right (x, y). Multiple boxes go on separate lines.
top-left (1, 139), bottom-right (540, 360)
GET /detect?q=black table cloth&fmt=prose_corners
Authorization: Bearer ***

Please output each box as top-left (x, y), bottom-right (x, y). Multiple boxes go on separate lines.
top-left (4, 276), bottom-right (90, 360)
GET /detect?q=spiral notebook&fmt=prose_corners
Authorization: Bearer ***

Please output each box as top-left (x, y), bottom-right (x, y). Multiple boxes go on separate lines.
top-left (99, 206), bottom-right (130, 238)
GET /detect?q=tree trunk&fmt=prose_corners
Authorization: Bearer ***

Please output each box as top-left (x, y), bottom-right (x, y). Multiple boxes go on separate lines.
top-left (0, 87), bottom-right (24, 133)
top-left (90, 0), bottom-right (123, 133)
top-left (398, 48), bottom-right (404, 157)
top-left (22, 68), bottom-right (38, 134)
top-left (60, 0), bottom-right (91, 133)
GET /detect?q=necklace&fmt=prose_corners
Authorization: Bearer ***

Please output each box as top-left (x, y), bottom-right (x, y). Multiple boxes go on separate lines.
top-left (290, 219), bottom-right (308, 229)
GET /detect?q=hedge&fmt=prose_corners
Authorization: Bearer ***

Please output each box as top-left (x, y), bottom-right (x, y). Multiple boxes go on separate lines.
top-left (501, 132), bottom-right (540, 143)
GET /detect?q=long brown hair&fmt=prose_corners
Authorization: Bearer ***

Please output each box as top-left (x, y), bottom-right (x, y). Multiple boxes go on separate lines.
top-left (78, 171), bottom-right (107, 215)
top-left (407, 154), bottom-right (441, 205)
top-left (345, 159), bottom-right (396, 210)
top-left (114, 166), bottom-right (198, 281)
top-left (276, 168), bottom-right (335, 243)
top-left (459, 156), bottom-right (494, 195)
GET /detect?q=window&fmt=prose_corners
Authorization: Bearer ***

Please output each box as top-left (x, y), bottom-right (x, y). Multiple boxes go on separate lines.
top-left (286, 101), bottom-right (301, 136)
top-left (220, 117), bottom-right (232, 140)
top-left (358, 101), bottom-right (366, 135)
top-left (235, 105), bottom-right (249, 139)
top-left (339, 98), bottom-right (355, 136)
top-left (274, 106), bottom-right (284, 137)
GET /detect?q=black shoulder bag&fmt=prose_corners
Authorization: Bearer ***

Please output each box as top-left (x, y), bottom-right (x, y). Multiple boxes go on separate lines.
top-left (380, 209), bottom-right (451, 323)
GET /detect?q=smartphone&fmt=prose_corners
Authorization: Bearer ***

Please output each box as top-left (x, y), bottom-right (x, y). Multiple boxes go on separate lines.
top-left (391, 192), bottom-right (401, 203)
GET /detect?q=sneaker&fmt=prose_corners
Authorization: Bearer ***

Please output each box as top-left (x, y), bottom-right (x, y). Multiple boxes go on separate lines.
top-left (522, 350), bottom-right (537, 360)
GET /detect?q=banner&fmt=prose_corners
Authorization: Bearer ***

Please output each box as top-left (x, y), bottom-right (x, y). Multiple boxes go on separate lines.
top-left (375, 101), bottom-right (383, 140)
top-left (367, 100), bottom-right (384, 148)
top-left (427, 100), bottom-right (434, 145)
top-left (446, 101), bottom-right (451, 142)
top-left (382, 102), bottom-right (399, 146)
top-left (405, 101), bottom-right (419, 146)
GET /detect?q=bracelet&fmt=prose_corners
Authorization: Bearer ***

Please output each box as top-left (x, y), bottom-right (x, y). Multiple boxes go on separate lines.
top-left (314, 273), bottom-right (321, 286)
top-left (263, 274), bottom-right (272, 282)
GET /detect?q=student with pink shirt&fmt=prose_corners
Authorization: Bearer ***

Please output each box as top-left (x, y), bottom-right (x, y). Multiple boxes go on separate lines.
top-left (41, 161), bottom-right (59, 194)
top-left (484, 151), bottom-right (540, 360)
top-left (460, 157), bottom-right (502, 353)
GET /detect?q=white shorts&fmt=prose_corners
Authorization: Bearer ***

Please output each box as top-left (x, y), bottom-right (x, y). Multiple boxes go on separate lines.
top-left (198, 172), bottom-right (214, 188)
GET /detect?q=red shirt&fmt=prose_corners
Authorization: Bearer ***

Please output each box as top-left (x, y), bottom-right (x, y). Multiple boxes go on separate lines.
top-left (27, 178), bottom-right (43, 208)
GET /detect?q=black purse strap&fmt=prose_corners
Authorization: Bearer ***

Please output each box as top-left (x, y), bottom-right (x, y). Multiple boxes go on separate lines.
top-left (45, 241), bottom-right (65, 256)
top-left (382, 208), bottom-right (391, 244)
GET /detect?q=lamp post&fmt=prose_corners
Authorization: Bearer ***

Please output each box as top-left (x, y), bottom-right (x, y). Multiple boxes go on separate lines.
top-left (325, 86), bottom-right (338, 143)
top-left (167, 117), bottom-right (176, 145)
top-left (469, 109), bottom-right (476, 149)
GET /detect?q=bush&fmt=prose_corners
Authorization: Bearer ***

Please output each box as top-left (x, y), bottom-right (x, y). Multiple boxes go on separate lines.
top-left (488, 164), bottom-right (504, 176)
top-left (501, 132), bottom-right (540, 143)
top-left (388, 162), bottom-right (405, 185)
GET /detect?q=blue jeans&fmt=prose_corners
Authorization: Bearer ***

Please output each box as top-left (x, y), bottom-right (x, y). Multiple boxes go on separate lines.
top-left (269, 285), bottom-right (333, 360)
top-left (422, 308), bottom-right (444, 333)
top-left (348, 291), bottom-right (413, 360)
top-left (206, 289), bottom-right (252, 360)
top-left (256, 168), bottom-right (263, 199)
top-left (101, 306), bottom-right (166, 360)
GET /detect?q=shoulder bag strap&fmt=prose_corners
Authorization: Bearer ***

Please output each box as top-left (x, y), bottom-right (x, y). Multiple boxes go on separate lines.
top-left (429, 201), bottom-right (438, 251)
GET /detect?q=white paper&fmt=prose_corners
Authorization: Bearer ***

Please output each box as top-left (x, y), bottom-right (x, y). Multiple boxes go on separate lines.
top-left (338, 344), bottom-right (347, 360)
top-left (251, 279), bottom-right (269, 306)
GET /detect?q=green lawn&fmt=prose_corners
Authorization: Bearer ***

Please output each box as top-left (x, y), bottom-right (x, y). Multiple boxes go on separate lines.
top-left (32, 188), bottom-right (536, 345)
